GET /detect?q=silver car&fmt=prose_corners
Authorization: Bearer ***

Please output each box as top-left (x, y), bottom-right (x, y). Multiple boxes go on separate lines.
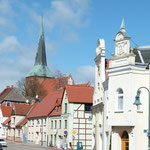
top-left (0, 139), bottom-right (7, 147)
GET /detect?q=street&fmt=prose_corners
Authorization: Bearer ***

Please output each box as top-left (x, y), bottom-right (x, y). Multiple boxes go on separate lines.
top-left (3, 142), bottom-right (56, 150)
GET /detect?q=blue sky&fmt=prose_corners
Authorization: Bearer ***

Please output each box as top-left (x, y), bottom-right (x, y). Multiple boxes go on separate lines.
top-left (0, 0), bottom-right (150, 90)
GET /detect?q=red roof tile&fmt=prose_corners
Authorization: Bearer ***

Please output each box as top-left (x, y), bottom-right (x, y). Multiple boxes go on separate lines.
top-left (65, 85), bottom-right (93, 103)
top-left (27, 90), bottom-right (63, 118)
top-left (0, 86), bottom-right (27, 103)
top-left (0, 86), bottom-right (12, 101)
top-left (49, 106), bottom-right (62, 116)
top-left (2, 117), bottom-right (11, 125)
top-left (13, 103), bottom-right (32, 116)
top-left (40, 76), bottom-right (72, 95)
top-left (0, 106), bottom-right (12, 117)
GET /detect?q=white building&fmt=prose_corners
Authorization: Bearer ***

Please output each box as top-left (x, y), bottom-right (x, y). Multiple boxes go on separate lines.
top-left (49, 84), bottom-right (93, 150)
top-left (0, 106), bottom-right (12, 138)
top-left (93, 39), bottom-right (108, 150)
top-left (94, 19), bottom-right (150, 150)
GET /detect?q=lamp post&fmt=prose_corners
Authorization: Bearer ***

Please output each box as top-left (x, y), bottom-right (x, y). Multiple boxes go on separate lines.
top-left (133, 86), bottom-right (150, 150)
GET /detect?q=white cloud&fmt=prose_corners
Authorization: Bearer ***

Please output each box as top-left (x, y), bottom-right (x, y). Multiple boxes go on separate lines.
top-left (0, 0), bottom-right (16, 33)
top-left (29, 0), bottom-right (91, 42)
top-left (0, 36), bottom-right (35, 91)
top-left (73, 65), bottom-right (95, 85)
top-left (0, 36), bottom-right (21, 54)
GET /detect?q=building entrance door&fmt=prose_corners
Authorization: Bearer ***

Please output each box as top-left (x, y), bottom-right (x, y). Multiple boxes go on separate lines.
top-left (121, 131), bottom-right (129, 150)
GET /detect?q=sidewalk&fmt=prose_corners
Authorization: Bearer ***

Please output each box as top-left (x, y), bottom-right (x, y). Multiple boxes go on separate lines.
top-left (6, 140), bottom-right (58, 149)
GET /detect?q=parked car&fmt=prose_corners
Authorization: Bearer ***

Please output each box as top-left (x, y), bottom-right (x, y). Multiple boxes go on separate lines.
top-left (0, 139), bottom-right (7, 147)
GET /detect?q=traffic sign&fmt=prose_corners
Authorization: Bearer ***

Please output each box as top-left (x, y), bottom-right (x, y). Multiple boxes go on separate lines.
top-left (64, 130), bottom-right (68, 135)
top-left (72, 129), bottom-right (78, 136)
top-left (144, 130), bottom-right (148, 133)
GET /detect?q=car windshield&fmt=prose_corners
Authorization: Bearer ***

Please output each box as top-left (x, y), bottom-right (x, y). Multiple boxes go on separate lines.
top-left (0, 139), bottom-right (4, 141)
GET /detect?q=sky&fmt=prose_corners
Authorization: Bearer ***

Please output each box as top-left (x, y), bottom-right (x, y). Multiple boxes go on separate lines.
top-left (0, 0), bottom-right (150, 91)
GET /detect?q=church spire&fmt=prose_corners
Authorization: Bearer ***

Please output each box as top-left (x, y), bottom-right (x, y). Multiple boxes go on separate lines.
top-left (27, 17), bottom-right (54, 78)
top-left (120, 18), bottom-right (125, 30)
top-left (34, 17), bottom-right (47, 66)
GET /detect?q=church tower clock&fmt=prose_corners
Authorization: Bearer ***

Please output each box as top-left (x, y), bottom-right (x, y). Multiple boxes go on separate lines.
top-left (115, 19), bottom-right (130, 56)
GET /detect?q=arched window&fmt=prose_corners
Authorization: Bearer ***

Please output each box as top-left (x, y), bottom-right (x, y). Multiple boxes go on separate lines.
top-left (117, 88), bottom-right (124, 110)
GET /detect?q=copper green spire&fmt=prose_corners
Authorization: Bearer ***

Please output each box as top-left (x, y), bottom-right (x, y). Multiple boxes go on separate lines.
top-left (34, 17), bottom-right (47, 66)
top-left (27, 18), bottom-right (54, 78)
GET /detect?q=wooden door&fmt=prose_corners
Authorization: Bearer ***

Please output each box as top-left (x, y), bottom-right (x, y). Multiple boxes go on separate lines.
top-left (121, 131), bottom-right (129, 150)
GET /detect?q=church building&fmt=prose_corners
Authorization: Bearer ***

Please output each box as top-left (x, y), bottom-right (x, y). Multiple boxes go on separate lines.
top-left (26, 19), bottom-right (74, 98)
top-left (93, 19), bottom-right (150, 150)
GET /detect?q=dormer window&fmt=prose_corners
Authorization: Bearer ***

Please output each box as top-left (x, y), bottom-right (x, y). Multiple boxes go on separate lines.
top-left (56, 106), bottom-right (59, 112)
top-left (6, 101), bottom-right (11, 106)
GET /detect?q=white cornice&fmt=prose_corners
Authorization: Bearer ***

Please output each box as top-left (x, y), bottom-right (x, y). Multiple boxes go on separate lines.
top-left (107, 65), bottom-right (148, 76)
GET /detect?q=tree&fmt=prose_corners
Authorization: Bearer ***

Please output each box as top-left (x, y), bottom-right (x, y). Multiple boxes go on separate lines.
top-left (16, 77), bottom-right (46, 98)
top-left (55, 70), bottom-right (69, 90)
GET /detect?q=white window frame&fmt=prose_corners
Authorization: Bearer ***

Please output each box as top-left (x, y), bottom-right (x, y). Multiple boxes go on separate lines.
top-left (115, 88), bottom-right (124, 112)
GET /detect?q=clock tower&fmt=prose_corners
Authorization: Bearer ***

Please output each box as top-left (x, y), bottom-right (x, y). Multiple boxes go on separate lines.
top-left (115, 19), bottom-right (130, 56)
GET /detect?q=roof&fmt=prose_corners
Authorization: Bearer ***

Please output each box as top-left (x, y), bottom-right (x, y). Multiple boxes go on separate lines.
top-left (65, 84), bottom-right (93, 103)
top-left (27, 19), bottom-right (54, 78)
top-left (39, 76), bottom-right (73, 95)
top-left (0, 86), bottom-right (27, 103)
top-left (0, 106), bottom-right (12, 117)
top-left (133, 46), bottom-right (150, 64)
top-left (27, 90), bottom-right (63, 118)
top-left (49, 106), bottom-right (62, 117)
top-left (27, 65), bottom-right (54, 78)
top-left (2, 117), bottom-right (11, 125)
top-left (16, 117), bottom-right (27, 127)
top-left (12, 103), bottom-right (32, 116)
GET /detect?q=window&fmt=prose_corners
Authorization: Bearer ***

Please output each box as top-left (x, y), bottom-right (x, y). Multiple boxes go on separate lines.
top-left (51, 120), bottom-right (53, 129)
top-left (37, 119), bottom-right (40, 125)
top-left (32, 132), bottom-right (34, 140)
top-left (18, 130), bottom-right (21, 137)
top-left (55, 120), bottom-right (57, 129)
top-left (85, 104), bottom-right (92, 112)
top-left (2, 128), bottom-right (5, 135)
top-left (32, 120), bottom-right (34, 126)
top-left (59, 120), bottom-right (61, 129)
top-left (44, 118), bottom-right (46, 125)
top-left (117, 88), bottom-right (124, 110)
top-left (12, 117), bottom-right (15, 124)
top-left (56, 106), bottom-right (59, 112)
top-left (6, 101), bottom-right (11, 106)
top-left (36, 132), bottom-right (39, 138)
top-left (65, 120), bottom-right (67, 129)
top-left (44, 132), bottom-right (46, 141)
top-left (65, 103), bottom-right (67, 113)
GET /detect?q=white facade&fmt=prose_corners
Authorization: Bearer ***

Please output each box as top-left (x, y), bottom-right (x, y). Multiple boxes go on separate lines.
top-left (49, 89), bottom-right (93, 150)
top-left (27, 117), bottom-right (48, 146)
top-left (94, 19), bottom-right (150, 150)
top-left (0, 109), bottom-right (8, 138)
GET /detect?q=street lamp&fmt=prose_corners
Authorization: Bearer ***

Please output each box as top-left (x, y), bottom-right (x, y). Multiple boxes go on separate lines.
top-left (133, 86), bottom-right (150, 150)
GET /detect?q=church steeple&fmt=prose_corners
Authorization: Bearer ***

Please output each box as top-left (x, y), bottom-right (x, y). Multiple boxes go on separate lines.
top-left (27, 18), bottom-right (54, 78)
top-left (34, 17), bottom-right (47, 66)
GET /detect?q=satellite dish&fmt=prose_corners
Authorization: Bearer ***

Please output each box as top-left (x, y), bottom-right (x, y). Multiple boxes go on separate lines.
top-left (26, 99), bottom-right (29, 104)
